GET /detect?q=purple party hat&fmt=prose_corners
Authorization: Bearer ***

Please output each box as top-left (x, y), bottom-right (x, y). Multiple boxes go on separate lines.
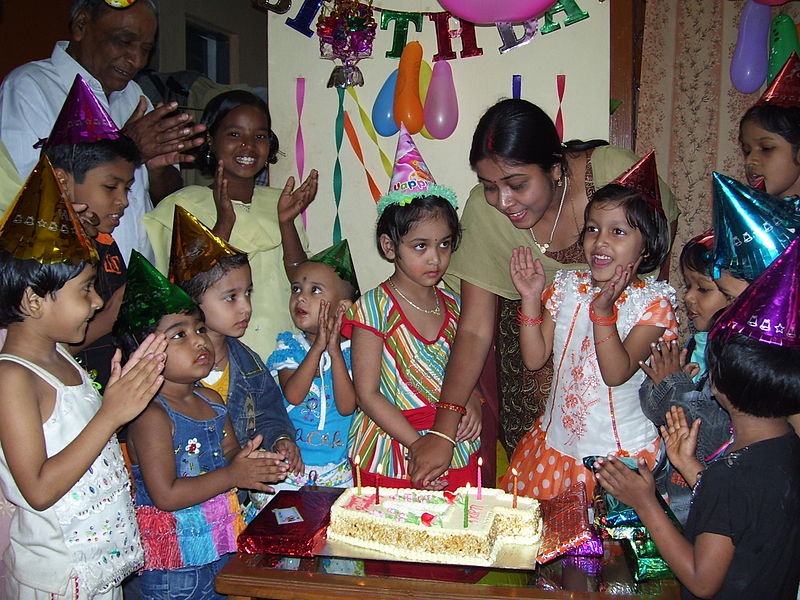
top-left (711, 171), bottom-right (800, 281)
top-left (710, 237), bottom-right (800, 348)
top-left (376, 124), bottom-right (456, 216)
top-left (38, 74), bottom-right (120, 149)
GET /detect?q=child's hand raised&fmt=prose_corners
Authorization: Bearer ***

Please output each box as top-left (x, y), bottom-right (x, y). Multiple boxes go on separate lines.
top-left (102, 334), bottom-right (167, 427)
top-left (591, 263), bottom-right (634, 317)
top-left (212, 160), bottom-right (235, 238)
top-left (593, 455), bottom-right (657, 511)
top-left (277, 169), bottom-right (318, 226)
top-left (229, 435), bottom-right (289, 491)
top-left (640, 338), bottom-right (683, 386)
top-left (325, 303), bottom-right (348, 356)
top-left (510, 246), bottom-right (546, 301)
top-left (660, 406), bottom-right (703, 485)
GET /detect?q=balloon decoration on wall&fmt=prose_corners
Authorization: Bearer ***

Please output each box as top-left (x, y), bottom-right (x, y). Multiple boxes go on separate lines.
top-left (372, 70), bottom-right (399, 136)
top-left (768, 14), bottom-right (800, 83)
top-left (424, 61), bottom-right (459, 139)
top-left (436, 0), bottom-right (557, 25)
top-left (754, 0), bottom-right (792, 4)
top-left (394, 42), bottom-right (425, 133)
top-left (316, 0), bottom-right (377, 87)
top-left (731, 0), bottom-right (771, 93)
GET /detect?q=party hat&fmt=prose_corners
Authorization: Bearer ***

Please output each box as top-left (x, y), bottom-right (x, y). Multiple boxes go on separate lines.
top-left (309, 239), bottom-right (360, 298)
top-left (169, 205), bottom-right (244, 284)
top-left (0, 155), bottom-right (98, 265)
top-left (38, 74), bottom-right (120, 149)
top-left (611, 150), bottom-right (664, 217)
top-left (711, 171), bottom-right (800, 281)
top-left (756, 52), bottom-right (800, 108)
top-left (376, 124), bottom-right (457, 216)
top-left (113, 250), bottom-right (196, 343)
top-left (709, 237), bottom-right (800, 347)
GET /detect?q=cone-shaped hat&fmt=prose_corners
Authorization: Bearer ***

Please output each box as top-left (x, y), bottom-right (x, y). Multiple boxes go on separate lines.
top-left (710, 237), bottom-right (800, 348)
top-left (376, 124), bottom-right (456, 216)
top-left (611, 150), bottom-right (664, 217)
top-left (169, 205), bottom-right (243, 284)
top-left (0, 156), bottom-right (98, 264)
top-left (113, 250), bottom-right (196, 343)
top-left (756, 52), bottom-right (800, 108)
top-left (711, 172), bottom-right (800, 281)
top-left (39, 74), bottom-right (120, 149)
top-left (309, 239), bottom-right (360, 299)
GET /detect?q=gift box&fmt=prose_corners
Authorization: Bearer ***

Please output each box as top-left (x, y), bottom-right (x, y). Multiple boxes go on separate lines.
top-left (238, 488), bottom-right (344, 556)
top-left (537, 481), bottom-right (602, 564)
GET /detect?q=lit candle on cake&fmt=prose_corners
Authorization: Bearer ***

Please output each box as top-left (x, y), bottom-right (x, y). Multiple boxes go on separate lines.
top-left (511, 468), bottom-right (519, 508)
top-left (477, 457), bottom-right (483, 500)
top-left (375, 465), bottom-right (381, 505)
top-left (463, 483), bottom-right (471, 528)
top-left (354, 454), bottom-right (362, 495)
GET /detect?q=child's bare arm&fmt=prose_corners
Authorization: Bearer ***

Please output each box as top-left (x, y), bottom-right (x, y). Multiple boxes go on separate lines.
top-left (0, 339), bottom-right (165, 511)
top-left (130, 406), bottom-right (287, 512)
top-left (510, 248), bottom-right (554, 370)
top-left (351, 327), bottom-right (420, 448)
top-left (595, 456), bottom-right (734, 597)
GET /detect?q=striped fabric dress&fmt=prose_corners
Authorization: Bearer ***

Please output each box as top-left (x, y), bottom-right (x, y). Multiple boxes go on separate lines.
top-left (343, 283), bottom-right (479, 488)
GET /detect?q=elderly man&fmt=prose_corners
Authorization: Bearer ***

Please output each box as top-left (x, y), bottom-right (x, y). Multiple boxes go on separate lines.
top-left (0, 0), bottom-right (204, 263)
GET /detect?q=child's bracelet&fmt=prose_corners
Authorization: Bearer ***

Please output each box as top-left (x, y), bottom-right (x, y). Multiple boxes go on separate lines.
top-left (594, 332), bottom-right (616, 346)
top-left (517, 307), bottom-right (544, 327)
top-left (589, 303), bottom-right (618, 326)
top-left (272, 435), bottom-right (292, 450)
top-left (436, 401), bottom-right (467, 416)
top-left (426, 429), bottom-right (457, 446)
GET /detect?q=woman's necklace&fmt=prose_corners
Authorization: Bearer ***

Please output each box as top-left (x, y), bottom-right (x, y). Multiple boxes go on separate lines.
top-left (387, 277), bottom-right (441, 315)
top-left (530, 175), bottom-right (569, 254)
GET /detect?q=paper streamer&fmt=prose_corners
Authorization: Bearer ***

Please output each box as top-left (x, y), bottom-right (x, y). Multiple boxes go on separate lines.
top-left (512, 74), bottom-right (522, 99)
top-left (295, 78), bottom-right (307, 229)
top-left (346, 86), bottom-right (394, 178)
top-left (332, 88), bottom-right (345, 244)
top-left (555, 74), bottom-right (566, 141)
top-left (343, 111), bottom-right (382, 203)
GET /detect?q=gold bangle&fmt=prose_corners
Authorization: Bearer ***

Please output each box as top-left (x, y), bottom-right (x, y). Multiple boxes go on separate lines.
top-left (426, 429), bottom-right (456, 446)
top-left (272, 434), bottom-right (292, 450)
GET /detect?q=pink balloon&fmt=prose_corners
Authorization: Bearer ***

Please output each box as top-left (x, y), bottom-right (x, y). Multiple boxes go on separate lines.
top-left (731, 0), bottom-right (771, 93)
top-left (424, 61), bottom-right (459, 139)
top-left (437, 0), bottom-right (556, 25)
top-left (754, 0), bottom-right (791, 5)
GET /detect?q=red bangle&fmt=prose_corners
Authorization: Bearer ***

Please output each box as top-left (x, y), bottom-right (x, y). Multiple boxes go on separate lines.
top-left (594, 332), bottom-right (616, 345)
top-left (517, 307), bottom-right (544, 327)
top-left (436, 401), bottom-right (467, 416)
top-left (589, 302), bottom-right (618, 326)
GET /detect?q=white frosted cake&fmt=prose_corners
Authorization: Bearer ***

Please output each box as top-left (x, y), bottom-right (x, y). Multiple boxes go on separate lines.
top-left (327, 487), bottom-right (542, 566)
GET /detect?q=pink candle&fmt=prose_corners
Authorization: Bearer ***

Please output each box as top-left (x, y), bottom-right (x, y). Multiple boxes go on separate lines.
top-left (354, 454), bottom-right (362, 495)
top-left (477, 457), bottom-right (483, 500)
top-left (375, 466), bottom-right (381, 505)
top-left (511, 468), bottom-right (519, 509)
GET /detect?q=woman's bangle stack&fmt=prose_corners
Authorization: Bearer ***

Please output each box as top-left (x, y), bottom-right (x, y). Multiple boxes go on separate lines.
top-left (517, 307), bottom-right (544, 327)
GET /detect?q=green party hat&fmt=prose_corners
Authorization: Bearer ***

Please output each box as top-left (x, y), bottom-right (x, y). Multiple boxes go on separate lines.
top-left (309, 239), bottom-right (360, 299)
top-left (169, 205), bottom-right (243, 283)
top-left (113, 249), bottom-right (196, 343)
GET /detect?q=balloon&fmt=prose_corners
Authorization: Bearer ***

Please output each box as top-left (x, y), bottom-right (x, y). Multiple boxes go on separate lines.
top-left (424, 61), bottom-right (459, 139)
top-left (754, 0), bottom-right (791, 4)
top-left (731, 0), bottom-right (771, 94)
top-left (768, 15), bottom-right (800, 84)
top-left (393, 41), bottom-right (424, 134)
top-left (372, 69), bottom-right (399, 137)
top-left (418, 60), bottom-right (435, 139)
top-left (437, 0), bottom-right (556, 25)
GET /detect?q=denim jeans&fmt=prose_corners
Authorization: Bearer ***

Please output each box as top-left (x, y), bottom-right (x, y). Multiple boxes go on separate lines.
top-left (136, 555), bottom-right (229, 600)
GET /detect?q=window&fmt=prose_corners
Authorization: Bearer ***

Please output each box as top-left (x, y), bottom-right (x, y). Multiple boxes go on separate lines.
top-left (186, 22), bottom-right (230, 83)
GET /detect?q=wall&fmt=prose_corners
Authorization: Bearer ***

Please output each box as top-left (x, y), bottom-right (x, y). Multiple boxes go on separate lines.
top-left (0, 0), bottom-right (71, 81)
top-left (268, 0), bottom-right (610, 291)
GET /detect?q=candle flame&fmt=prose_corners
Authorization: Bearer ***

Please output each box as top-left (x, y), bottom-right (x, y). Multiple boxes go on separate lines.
top-left (354, 454), bottom-right (361, 466)
top-left (478, 456), bottom-right (483, 466)
top-left (511, 467), bottom-right (518, 476)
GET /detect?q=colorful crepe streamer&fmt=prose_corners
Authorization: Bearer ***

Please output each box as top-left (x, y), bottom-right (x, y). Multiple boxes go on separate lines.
top-left (343, 110), bottom-right (382, 203)
top-left (347, 86), bottom-right (394, 178)
top-left (332, 87), bottom-right (345, 244)
top-left (555, 74), bottom-right (566, 141)
top-left (296, 77), bottom-right (307, 228)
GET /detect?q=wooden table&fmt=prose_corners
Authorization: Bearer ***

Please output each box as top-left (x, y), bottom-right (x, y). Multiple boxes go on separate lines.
top-left (216, 551), bottom-right (681, 600)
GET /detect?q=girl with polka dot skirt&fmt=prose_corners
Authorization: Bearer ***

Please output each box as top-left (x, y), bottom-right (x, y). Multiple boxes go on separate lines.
top-left (499, 153), bottom-right (678, 500)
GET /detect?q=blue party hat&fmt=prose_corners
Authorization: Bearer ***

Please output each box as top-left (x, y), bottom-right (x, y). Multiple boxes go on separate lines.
top-left (711, 172), bottom-right (800, 281)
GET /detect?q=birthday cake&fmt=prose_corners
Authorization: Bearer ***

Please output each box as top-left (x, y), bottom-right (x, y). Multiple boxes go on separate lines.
top-left (327, 487), bottom-right (542, 566)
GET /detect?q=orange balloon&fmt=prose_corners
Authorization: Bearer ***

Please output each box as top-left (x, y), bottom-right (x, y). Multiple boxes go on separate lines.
top-left (393, 42), bottom-right (424, 134)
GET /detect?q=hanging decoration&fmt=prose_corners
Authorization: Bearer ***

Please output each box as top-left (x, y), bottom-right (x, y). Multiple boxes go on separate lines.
top-left (540, 0), bottom-right (590, 34)
top-left (394, 41), bottom-right (425, 133)
top-left (381, 10), bottom-right (424, 59)
top-left (512, 74), bottom-right (522, 99)
top-left (250, 0), bottom-right (292, 14)
top-left (347, 87), bottom-right (394, 177)
top-left (424, 60), bottom-right (458, 139)
top-left (332, 88), bottom-right (346, 243)
top-left (372, 69), bottom-right (400, 136)
top-left (343, 111), bottom-right (383, 202)
top-left (768, 14), bottom-right (800, 84)
top-left (555, 74), bottom-right (566, 141)
top-left (436, 0), bottom-right (557, 25)
top-left (317, 0), bottom-right (378, 88)
top-left (286, 0), bottom-right (324, 37)
top-left (429, 12), bottom-right (483, 61)
top-left (731, 0), bottom-right (771, 93)
top-left (418, 60), bottom-right (436, 139)
top-left (497, 19), bottom-right (539, 54)
top-left (295, 77), bottom-right (308, 228)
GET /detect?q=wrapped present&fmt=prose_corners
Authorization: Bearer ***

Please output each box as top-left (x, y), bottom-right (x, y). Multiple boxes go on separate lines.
top-left (623, 536), bottom-right (675, 581)
top-left (537, 481), bottom-right (602, 564)
top-left (238, 488), bottom-right (343, 556)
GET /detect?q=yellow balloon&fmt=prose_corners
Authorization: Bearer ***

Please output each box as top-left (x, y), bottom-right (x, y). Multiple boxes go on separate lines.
top-left (418, 60), bottom-right (435, 139)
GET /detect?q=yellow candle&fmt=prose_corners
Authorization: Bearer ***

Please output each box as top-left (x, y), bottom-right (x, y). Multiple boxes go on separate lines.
top-left (354, 454), bottom-right (362, 495)
top-left (511, 468), bottom-right (519, 509)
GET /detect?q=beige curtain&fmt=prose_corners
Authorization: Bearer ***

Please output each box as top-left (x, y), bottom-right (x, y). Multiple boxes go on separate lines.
top-left (636, 0), bottom-right (800, 329)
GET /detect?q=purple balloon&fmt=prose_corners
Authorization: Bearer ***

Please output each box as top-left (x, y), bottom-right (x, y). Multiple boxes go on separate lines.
top-left (731, 0), bottom-right (771, 93)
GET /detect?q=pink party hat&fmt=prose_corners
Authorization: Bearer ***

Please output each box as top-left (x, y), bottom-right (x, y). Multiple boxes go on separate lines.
top-left (611, 150), bottom-right (664, 217)
top-left (38, 74), bottom-right (120, 149)
top-left (710, 237), bottom-right (800, 348)
top-left (756, 52), bottom-right (800, 108)
top-left (376, 124), bottom-right (456, 216)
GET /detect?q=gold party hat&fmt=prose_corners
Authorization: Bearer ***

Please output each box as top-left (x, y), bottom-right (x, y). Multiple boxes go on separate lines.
top-left (169, 205), bottom-right (243, 283)
top-left (0, 156), bottom-right (98, 265)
